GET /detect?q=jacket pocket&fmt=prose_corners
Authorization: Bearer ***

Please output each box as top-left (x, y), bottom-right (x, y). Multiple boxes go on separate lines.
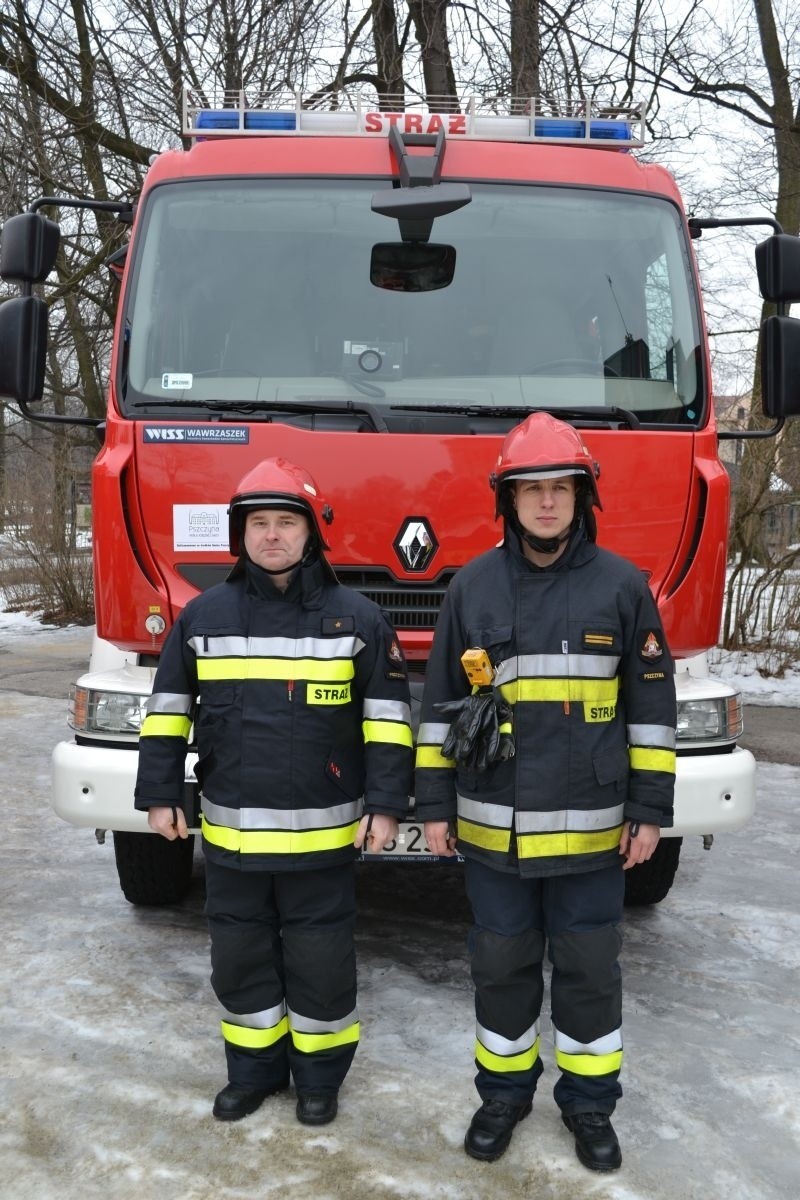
top-left (592, 747), bottom-right (629, 791)
top-left (465, 625), bottom-right (514, 664)
top-left (325, 751), bottom-right (365, 801)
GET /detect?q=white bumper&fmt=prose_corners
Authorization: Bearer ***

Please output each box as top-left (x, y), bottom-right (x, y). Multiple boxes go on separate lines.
top-left (672, 745), bottom-right (755, 835)
top-left (51, 740), bottom-right (198, 833)
top-left (52, 739), bottom-right (755, 838)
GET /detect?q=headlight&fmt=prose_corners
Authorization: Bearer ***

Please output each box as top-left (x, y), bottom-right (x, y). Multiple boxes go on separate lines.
top-left (676, 694), bottom-right (743, 744)
top-left (69, 685), bottom-right (149, 735)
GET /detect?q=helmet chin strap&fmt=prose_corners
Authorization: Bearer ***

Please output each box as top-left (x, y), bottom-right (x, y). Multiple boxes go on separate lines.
top-left (511, 510), bottom-right (585, 555)
top-left (245, 535), bottom-right (318, 577)
top-left (520, 528), bottom-right (571, 555)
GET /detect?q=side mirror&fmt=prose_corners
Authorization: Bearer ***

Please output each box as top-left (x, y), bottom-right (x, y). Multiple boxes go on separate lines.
top-left (755, 233), bottom-right (800, 304)
top-left (0, 295), bottom-right (49, 403)
top-left (761, 314), bottom-right (800, 418)
top-left (1, 212), bottom-right (61, 283)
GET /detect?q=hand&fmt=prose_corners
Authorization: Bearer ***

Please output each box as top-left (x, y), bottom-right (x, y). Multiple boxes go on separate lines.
top-left (354, 813), bottom-right (399, 854)
top-left (147, 806), bottom-right (189, 841)
top-left (424, 820), bottom-right (458, 857)
top-left (619, 821), bottom-right (660, 869)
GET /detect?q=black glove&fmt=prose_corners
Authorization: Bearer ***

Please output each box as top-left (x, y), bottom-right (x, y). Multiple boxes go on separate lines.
top-left (435, 692), bottom-right (514, 772)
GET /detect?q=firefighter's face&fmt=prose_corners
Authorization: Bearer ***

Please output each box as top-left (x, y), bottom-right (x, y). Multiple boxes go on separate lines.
top-left (244, 508), bottom-right (311, 579)
top-left (513, 476), bottom-right (576, 540)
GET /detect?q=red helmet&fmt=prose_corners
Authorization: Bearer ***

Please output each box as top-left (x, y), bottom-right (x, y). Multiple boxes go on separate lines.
top-left (228, 458), bottom-right (334, 556)
top-left (490, 412), bottom-right (602, 517)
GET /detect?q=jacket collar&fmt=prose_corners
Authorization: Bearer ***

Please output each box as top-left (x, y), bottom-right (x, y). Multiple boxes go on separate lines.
top-left (233, 556), bottom-right (329, 609)
top-left (503, 521), bottom-right (598, 572)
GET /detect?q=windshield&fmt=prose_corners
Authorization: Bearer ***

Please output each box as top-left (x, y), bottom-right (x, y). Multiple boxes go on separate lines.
top-left (123, 179), bottom-right (703, 427)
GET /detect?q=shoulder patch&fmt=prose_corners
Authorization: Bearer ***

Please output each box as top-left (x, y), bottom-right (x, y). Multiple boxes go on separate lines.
top-left (639, 631), bottom-right (664, 662)
top-left (638, 670), bottom-right (667, 682)
top-left (386, 635), bottom-right (405, 667)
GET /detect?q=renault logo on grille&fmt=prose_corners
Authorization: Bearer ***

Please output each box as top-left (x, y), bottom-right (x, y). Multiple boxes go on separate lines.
top-left (394, 517), bottom-right (438, 572)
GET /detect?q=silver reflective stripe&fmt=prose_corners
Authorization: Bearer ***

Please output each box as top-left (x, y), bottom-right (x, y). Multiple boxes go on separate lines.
top-left (189, 634), bottom-right (365, 659)
top-left (220, 1001), bottom-right (286, 1029)
top-left (146, 692), bottom-right (193, 715)
top-left (457, 795), bottom-right (514, 829)
top-left (202, 797), bottom-right (362, 831)
top-left (516, 804), bottom-right (624, 834)
top-left (627, 723), bottom-right (676, 749)
top-left (363, 698), bottom-right (412, 724)
top-left (553, 1025), bottom-right (623, 1055)
top-left (287, 1006), bottom-right (358, 1034)
top-left (418, 722), bottom-right (452, 745)
top-left (495, 653), bottom-right (620, 683)
top-left (477, 1019), bottom-right (540, 1056)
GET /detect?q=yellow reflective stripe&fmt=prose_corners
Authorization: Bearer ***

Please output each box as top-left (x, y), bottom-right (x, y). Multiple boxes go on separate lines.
top-left (415, 746), bottom-right (455, 768)
top-left (499, 722), bottom-right (512, 734)
top-left (517, 826), bottom-right (622, 859)
top-left (629, 747), bottom-right (676, 774)
top-left (499, 678), bottom-right (619, 704)
top-left (362, 719), bottom-right (413, 747)
top-left (140, 714), bottom-right (192, 738)
top-left (475, 1036), bottom-right (540, 1074)
top-left (197, 658), bottom-right (355, 682)
top-left (291, 1023), bottom-right (360, 1054)
top-left (221, 1015), bottom-right (289, 1049)
top-left (202, 815), bottom-right (358, 855)
top-left (555, 1047), bottom-right (623, 1077)
top-left (457, 818), bottom-right (511, 853)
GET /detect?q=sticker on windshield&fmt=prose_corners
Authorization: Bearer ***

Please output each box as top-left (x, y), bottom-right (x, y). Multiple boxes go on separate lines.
top-left (162, 372), bottom-right (193, 390)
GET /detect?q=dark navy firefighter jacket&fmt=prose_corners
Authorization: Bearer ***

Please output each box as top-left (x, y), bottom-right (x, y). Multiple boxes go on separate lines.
top-left (135, 558), bottom-right (414, 872)
top-left (415, 529), bottom-right (677, 877)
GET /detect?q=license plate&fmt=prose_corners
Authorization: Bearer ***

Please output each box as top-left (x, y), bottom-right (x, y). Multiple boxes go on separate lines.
top-left (362, 822), bottom-right (462, 862)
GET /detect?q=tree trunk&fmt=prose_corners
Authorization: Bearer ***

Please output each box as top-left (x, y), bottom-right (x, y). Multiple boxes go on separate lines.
top-left (372, 0), bottom-right (406, 103)
top-left (406, 0), bottom-right (458, 109)
top-left (510, 0), bottom-right (541, 103)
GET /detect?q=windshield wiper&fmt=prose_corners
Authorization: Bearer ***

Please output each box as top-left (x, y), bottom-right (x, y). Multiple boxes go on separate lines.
top-left (130, 396), bottom-right (389, 432)
top-left (390, 403), bottom-right (641, 429)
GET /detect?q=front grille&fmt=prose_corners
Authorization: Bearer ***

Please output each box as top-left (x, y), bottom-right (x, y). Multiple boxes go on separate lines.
top-left (334, 568), bottom-right (456, 629)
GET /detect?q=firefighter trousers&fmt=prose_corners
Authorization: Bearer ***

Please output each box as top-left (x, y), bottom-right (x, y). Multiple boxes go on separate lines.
top-left (205, 859), bottom-right (359, 1096)
top-left (464, 858), bottom-right (625, 1116)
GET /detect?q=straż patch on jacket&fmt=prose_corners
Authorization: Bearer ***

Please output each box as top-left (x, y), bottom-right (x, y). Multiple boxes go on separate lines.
top-left (639, 631), bottom-right (664, 662)
top-left (638, 670), bottom-right (667, 682)
top-left (306, 683), bottom-right (351, 705)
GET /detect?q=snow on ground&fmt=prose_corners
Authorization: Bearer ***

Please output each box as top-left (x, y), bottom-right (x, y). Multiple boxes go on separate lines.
top-left (1, 609), bottom-right (800, 1199)
top-left (1, 682), bottom-right (799, 1200)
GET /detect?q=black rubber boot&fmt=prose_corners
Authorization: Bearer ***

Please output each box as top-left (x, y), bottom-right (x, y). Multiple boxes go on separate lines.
top-left (562, 1111), bottom-right (622, 1171)
top-left (464, 1098), bottom-right (533, 1162)
top-left (212, 1078), bottom-right (289, 1122)
top-left (296, 1092), bottom-right (339, 1126)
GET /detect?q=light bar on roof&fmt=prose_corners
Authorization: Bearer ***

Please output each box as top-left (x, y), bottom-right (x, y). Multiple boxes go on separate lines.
top-left (182, 89), bottom-right (645, 149)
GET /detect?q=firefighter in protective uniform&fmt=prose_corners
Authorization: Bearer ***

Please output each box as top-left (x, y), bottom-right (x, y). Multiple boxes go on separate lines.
top-left (135, 458), bottom-right (413, 1127)
top-left (415, 413), bottom-right (676, 1171)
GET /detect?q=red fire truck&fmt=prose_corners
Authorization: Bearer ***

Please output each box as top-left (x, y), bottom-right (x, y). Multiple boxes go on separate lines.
top-left (2, 92), bottom-right (799, 906)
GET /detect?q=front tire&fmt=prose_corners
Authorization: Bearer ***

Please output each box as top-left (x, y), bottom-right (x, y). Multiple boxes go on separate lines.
top-left (113, 831), bottom-right (195, 906)
top-left (623, 837), bottom-right (682, 907)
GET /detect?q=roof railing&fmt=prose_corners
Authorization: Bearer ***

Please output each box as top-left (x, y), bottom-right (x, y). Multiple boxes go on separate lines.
top-left (181, 89), bottom-right (645, 149)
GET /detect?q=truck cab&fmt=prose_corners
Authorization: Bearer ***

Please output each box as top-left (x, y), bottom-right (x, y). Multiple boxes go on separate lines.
top-left (3, 92), bottom-right (800, 905)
